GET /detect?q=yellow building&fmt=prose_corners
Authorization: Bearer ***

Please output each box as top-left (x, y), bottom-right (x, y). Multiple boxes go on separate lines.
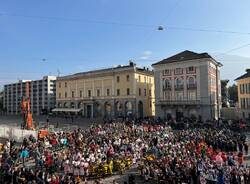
top-left (54, 62), bottom-right (155, 118)
top-left (235, 69), bottom-right (250, 120)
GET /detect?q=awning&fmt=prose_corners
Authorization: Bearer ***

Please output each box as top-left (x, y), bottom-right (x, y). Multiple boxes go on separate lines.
top-left (52, 108), bottom-right (82, 112)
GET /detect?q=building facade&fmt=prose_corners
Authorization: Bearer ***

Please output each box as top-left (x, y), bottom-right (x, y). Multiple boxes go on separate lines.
top-left (3, 76), bottom-right (56, 115)
top-left (0, 91), bottom-right (3, 112)
top-left (55, 62), bottom-right (155, 118)
top-left (152, 50), bottom-right (222, 121)
top-left (235, 69), bottom-right (250, 120)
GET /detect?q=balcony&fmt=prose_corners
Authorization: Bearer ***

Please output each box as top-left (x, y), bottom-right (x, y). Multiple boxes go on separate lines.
top-left (159, 99), bottom-right (201, 105)
top-left (163, 86), bottom-right (172, 91)
top-left (187, 83), bottom-right (197, 89)
top-left (175, 85), bottom-right (184, 90)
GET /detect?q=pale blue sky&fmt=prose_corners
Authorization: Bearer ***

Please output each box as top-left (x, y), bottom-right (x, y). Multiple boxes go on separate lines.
top-left (0, 0), bottom-right (250, 88)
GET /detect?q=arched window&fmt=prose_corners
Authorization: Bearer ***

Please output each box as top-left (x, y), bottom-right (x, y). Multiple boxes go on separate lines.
top-left (116, 101), bottom-right (122, 112)
top-left (188, 77), bottom-right (195, 85)
top-left (70, 102), bottom-right (75, 108)
top-left (58, 103), bottom-right (62, 108)
top-left (64, 102), bottom-right (68, 108)
top-left (176, 78), bottom-right (182, 86)
top-left (165, 79), bottom-right (171, 88)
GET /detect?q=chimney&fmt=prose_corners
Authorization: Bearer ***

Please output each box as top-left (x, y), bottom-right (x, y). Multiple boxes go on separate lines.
top-left (246, 69), bottom-right (250, 73)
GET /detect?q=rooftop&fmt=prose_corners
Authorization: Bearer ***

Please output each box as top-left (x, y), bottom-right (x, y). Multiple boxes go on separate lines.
top-left (4, 76), bottom-right (56, 86)
top-left (58, 62), bottom-right (153, 80)
top-left (152, 50), bottom-right (218, 66)
top-left (235, 69), bottom-right (250, 81)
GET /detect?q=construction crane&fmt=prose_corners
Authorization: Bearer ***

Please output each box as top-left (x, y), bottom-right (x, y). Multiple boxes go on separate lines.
top-left (21, 82), bottom-right (34, 130)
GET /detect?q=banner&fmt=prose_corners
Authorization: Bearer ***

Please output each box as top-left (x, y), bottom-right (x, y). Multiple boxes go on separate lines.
top-left (0, 126), bottom-right (37, 142)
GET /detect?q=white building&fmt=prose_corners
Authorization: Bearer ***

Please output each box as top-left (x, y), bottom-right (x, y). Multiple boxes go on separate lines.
top-left (152, 50), bottom-right (222, 121)
top-left (3, 76), bottom-right (56, 115)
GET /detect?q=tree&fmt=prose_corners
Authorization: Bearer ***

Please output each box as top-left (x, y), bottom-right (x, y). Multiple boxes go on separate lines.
top-left (228, 84), bottom-right (238, 106)
top-left (221, 80), bottom-right (229, 107)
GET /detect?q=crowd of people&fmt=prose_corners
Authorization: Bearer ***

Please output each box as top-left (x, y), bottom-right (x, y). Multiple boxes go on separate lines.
top-left (0, 119), bottom-right (250, 184)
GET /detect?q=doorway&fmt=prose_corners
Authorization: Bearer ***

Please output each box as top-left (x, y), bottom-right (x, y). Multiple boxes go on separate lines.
top-left (138, 101), bottom-right (143, 118)
top-left (86, 105), bottom-right (92, 118)
top-left (176, 108), bottom-right (184, 121)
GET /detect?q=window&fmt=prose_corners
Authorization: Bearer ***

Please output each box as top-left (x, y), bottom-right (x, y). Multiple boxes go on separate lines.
top-left (139, 88), bottom-right (141, 96)
top-left (149, 78), bottom-right (151, 83)
top-left (241, 98), bottom-right (246, 109)
top-left (144, 76), bottom-right (146, 83)
top-left (176, 91), bottom-right (183, 100)
top-left (188, 66), bottom-right (195, 73)
top-left (165, 79), bottom-right (171, 89)
top-left (175, 68), bottom-right (183, 75)
top-left (65, 92), bottom-right (67, 98)
top-left (139, 75), bottom-right (141, 82)
top-left (97, 89), bottom-right (100, 97)
top-left (176, 78), bottom-right (183, 87)
top-left (126, 75), bottom-right (130, 82)
top-left (144, 89), bottom-right (147, 96)
top-left (246, 84), bottom-right (249, 94)
top-left (117, 76), bottom-right (120, 83)
top-left (65, 82), bottom-right (67, 88)
top-left (188, 77), bottom-right (195, 85)
top-left (72, 91), bottom-right (74, 98)
top-left (188, 91), bottom-right (196, 100)
top-left (149, 90), bottom-right (152, 97)
top-left (164, 69), bottom-right (171, 75)
top-left (127, 88), bottom-right (130, 95)
top-left (88, 90), bottom-right (91, 97)
top-left (165, 91), bottom-right (171, 100)
top-left (59, 93), bottom-right (61, 99)
top-left (247, 98), bottom-right (250, 108)
top-left (80, 90), bottom-right (82, 98)
top-left (117, 89), bottom-right (120, 96)
top-left (107, 89), bottom-right (110, 96)
top-left (59, 82), bottom-right (61, 88)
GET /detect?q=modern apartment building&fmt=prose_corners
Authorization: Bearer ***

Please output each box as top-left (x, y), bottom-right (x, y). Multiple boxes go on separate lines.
top-left (3, 76), bottom-right (56, 115)
top-left (235, 69), bottom-right (250, 120)
top-left (152, 50), bottom-right (222, 121)
top-left (54, 62), bottom-right (155, 118)
top-left (0, 91), bottom-right (3, 112)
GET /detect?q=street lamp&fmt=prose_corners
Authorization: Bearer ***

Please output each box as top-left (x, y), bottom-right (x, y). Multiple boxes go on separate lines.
top-left (158, 26), bottom-right (164, 31)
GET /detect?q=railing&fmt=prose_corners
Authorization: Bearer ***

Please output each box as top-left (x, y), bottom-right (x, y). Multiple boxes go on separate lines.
top-left (159, 99), bottom-right (201, 105)
top-left (187, 83), bottom-right (197, 89)
top-left (175, 85), bottom-right (184, 90)
top-left (163, 86), bottom-right (172, 91)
